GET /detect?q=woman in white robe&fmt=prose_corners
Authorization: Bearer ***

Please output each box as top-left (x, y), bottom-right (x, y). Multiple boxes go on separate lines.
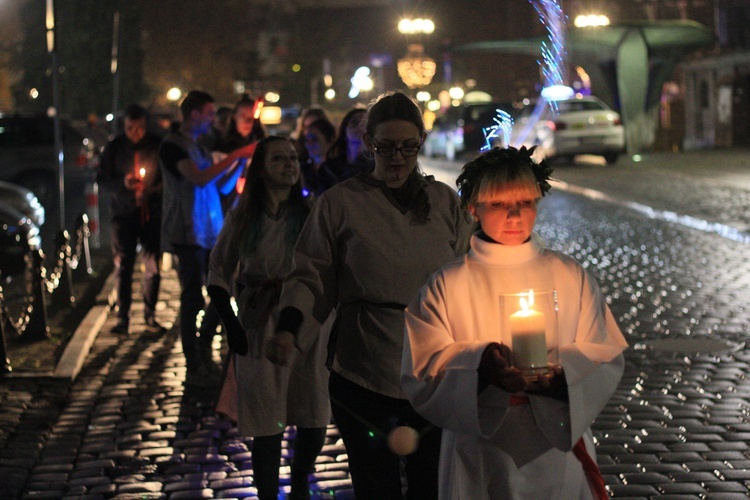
top-left (266, 91), bottom-right (475, 499)
top-left (207, 136), bottom-right (330, 500)
top-left (402, 146), bottom-right (628, 500)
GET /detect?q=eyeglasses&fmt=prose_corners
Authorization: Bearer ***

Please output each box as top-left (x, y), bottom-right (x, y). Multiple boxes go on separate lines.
top-left (372, 141), bottom-right (422, 158)
top-left (478, 199), bottom-right (540, 214)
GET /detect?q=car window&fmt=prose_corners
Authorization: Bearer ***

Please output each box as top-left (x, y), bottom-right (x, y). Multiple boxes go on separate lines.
top-left (0, 117), bottom-right (84, 148)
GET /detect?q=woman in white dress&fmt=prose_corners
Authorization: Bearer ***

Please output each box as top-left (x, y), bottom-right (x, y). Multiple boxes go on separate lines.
top-left (402, 146), bottom-right (628, 499)
top-left (207, 136), bottom-right (329, 500)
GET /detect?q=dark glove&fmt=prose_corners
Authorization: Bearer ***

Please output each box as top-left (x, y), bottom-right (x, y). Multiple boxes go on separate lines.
top-left (207, 284), bottom-right (248, 356)
top-left (477, 343), bottom-right (526, 394)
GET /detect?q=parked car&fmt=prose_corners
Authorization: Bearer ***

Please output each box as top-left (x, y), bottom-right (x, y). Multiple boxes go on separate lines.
top-left (0, 181), bottom-right (45, 228)
top-left (424, 102), bottom-right (518, 160)
top-left (0, 203), bottom-right (41, 278)
top-left (510, 95), bottom-right (625, 165)
top-left (0, 114), bottom-right (95, 206)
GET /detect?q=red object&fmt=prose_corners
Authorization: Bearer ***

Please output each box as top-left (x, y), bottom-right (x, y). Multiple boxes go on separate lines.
top-left (84, 180), bottom-right (100, 248)
top-left (573, 437), bottom-right (608, 500)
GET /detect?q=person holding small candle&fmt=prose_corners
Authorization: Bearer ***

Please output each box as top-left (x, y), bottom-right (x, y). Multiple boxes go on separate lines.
top-left (402, 146), bottom-right (628, 499)
top-left (99, 104), bottom-right (165, 335)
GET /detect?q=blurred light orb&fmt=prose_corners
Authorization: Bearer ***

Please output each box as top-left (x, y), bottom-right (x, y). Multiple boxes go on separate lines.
top-left (349, 66), bottom-right (373, 98)
top-left (416, 91), bottom-right (431, 102)
top-left (264, 91), bottom-right (280, 103)
top-left (29, 88), bottom-right (39, 99)
top-left (166, 87), bottom-right (182, 102)
top-left (105, 114), bottom-right (114, 122)
top-left (397, 44), bottom-right (436, 89)
top-left (292, 64), bottom-right (302, 73)
top-left (233, 80), bottom-right (246, 94)
top-left (541, 84), bottom-right (575, 101)
top-left (324, 88), bottom-right (336, 101)
top-left (426, 100), bottom-right (441, 112)
top-left (448, 86), bottom-right (464, 100)
top-left (574, 14), bottom-right (610, 28)
top-left (387, 426), bottom-right (420, 455)
top-left (260, 106), bottom-right (282, 125)
top-left (398, 18), bottom-right (435, 35)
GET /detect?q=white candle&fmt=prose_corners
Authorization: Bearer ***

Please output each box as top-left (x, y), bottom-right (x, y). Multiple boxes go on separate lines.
top-left (510, 294), bottom-right (547, 370)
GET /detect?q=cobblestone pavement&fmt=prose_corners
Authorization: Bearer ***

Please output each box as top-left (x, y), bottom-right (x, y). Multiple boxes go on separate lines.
top-left (1, 150), bottom-right (749, 499)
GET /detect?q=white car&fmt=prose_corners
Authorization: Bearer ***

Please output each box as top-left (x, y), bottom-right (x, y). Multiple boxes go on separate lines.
top-left (511, 96), bottom-right (625, 165)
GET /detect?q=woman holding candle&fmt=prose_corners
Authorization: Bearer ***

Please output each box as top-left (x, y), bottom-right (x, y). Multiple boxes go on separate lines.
top-left (402, 146), bottom-right (628, 499)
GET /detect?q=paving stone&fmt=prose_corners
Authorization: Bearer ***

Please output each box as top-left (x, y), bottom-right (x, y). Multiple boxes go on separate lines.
top-left (670, 471), bottom-right (720, 483)
top-left (704, 481), bottom-right (750, 493)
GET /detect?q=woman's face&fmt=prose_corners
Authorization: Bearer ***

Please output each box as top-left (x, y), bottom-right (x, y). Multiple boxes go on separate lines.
top-left (365, 120), bottom-right (424, 188)
top-left (263, 141), bottom-right (300, 190)
top-left (304, 126), bottom-right (331, 164)
top-left (234, 104), bottom-right (256, 138)
top-left (345, 112), bottom-right (366, 158)
top-left (469, 186), bottom-right (540, 246)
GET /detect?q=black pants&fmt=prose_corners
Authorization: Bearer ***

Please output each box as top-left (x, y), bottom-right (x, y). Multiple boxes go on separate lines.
top-left (252, 427), bottom-right (327, 500)
top-left (329, 371), bottom-right (441, 500)
top-left (111, 211), bottom-right (161, 322)
top-left (172, 244), bottom-right (221, 371)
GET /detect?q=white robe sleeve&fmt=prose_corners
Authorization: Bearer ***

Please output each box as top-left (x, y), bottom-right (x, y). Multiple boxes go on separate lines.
top-left (550, 267), bottom-right (628, 448)
top-left (278, 196), bottom-right (337, 352)
top-left (208, 210), bottom-right (240, 293)
top-left (403, 272), bottom-right (513, 438)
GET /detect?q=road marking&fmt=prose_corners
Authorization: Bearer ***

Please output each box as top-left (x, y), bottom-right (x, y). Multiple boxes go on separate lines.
top-left (551, 179), bottom-right (750, 244)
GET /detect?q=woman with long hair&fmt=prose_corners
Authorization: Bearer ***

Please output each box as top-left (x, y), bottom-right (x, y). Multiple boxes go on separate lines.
top-left (320, 106), bottom-right (373, 182)
top-left (207, 136), bottom-right (329, 500)
top-left (213, 94), bottom-right (267, 213)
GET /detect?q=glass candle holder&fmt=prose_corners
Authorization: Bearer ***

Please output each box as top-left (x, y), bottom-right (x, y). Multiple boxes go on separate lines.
top-left (499, 289), bottom-right (559, 377)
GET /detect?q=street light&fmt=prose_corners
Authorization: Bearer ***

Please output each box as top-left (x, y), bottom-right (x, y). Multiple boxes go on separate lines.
top-left (397, 16), bottom-right (436, 89)
top-left (574, 14), bottom-right (610, 28)
top-left (398, 18), bottom-right (435, 35)
top-left (166, 87), bottom-right (182, 102)
top-left (397, 45), bottom-right (437, 89)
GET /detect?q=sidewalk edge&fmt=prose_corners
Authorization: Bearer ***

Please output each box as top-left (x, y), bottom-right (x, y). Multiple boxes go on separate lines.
top-left (52, 304), bottom-right (109, 381)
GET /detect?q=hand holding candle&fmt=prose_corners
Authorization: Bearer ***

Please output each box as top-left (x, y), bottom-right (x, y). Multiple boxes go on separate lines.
top-left (509, 291), bottom-right (548, 371)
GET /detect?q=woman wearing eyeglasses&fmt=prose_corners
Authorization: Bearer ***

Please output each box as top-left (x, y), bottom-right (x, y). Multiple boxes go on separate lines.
top-left (266, 91), bottom-right (474, 499)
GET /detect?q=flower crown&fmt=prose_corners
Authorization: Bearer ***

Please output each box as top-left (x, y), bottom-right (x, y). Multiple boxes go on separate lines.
top-left (456, 145), bottom-right (555, 208)
top-left (519, 145), bottom-right (554, 196)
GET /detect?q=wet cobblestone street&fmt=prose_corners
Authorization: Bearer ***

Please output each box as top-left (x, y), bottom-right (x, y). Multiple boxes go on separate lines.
top-left (1, 151), bottom-right (749, 498)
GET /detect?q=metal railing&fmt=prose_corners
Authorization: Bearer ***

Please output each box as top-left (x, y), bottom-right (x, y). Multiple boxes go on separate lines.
top-left (0, 213), bottom-right (94, 374)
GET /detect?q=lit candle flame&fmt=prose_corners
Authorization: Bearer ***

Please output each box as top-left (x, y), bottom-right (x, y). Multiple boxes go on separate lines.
top-left (519, 289), bottom-right (535, 311)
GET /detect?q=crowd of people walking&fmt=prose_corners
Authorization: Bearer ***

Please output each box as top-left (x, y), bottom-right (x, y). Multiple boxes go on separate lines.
top-left (97, 89), bottom-right (626, 499)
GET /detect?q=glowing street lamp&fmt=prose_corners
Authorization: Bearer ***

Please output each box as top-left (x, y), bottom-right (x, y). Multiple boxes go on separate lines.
top-left (574, 14), bottom-right (610, 28)
top-left (398, 44), bottom-right (436, 89)
top-left (398, 18), bottom-right (435, 35)
top-left (166, 87), bottom-right (182, 102)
